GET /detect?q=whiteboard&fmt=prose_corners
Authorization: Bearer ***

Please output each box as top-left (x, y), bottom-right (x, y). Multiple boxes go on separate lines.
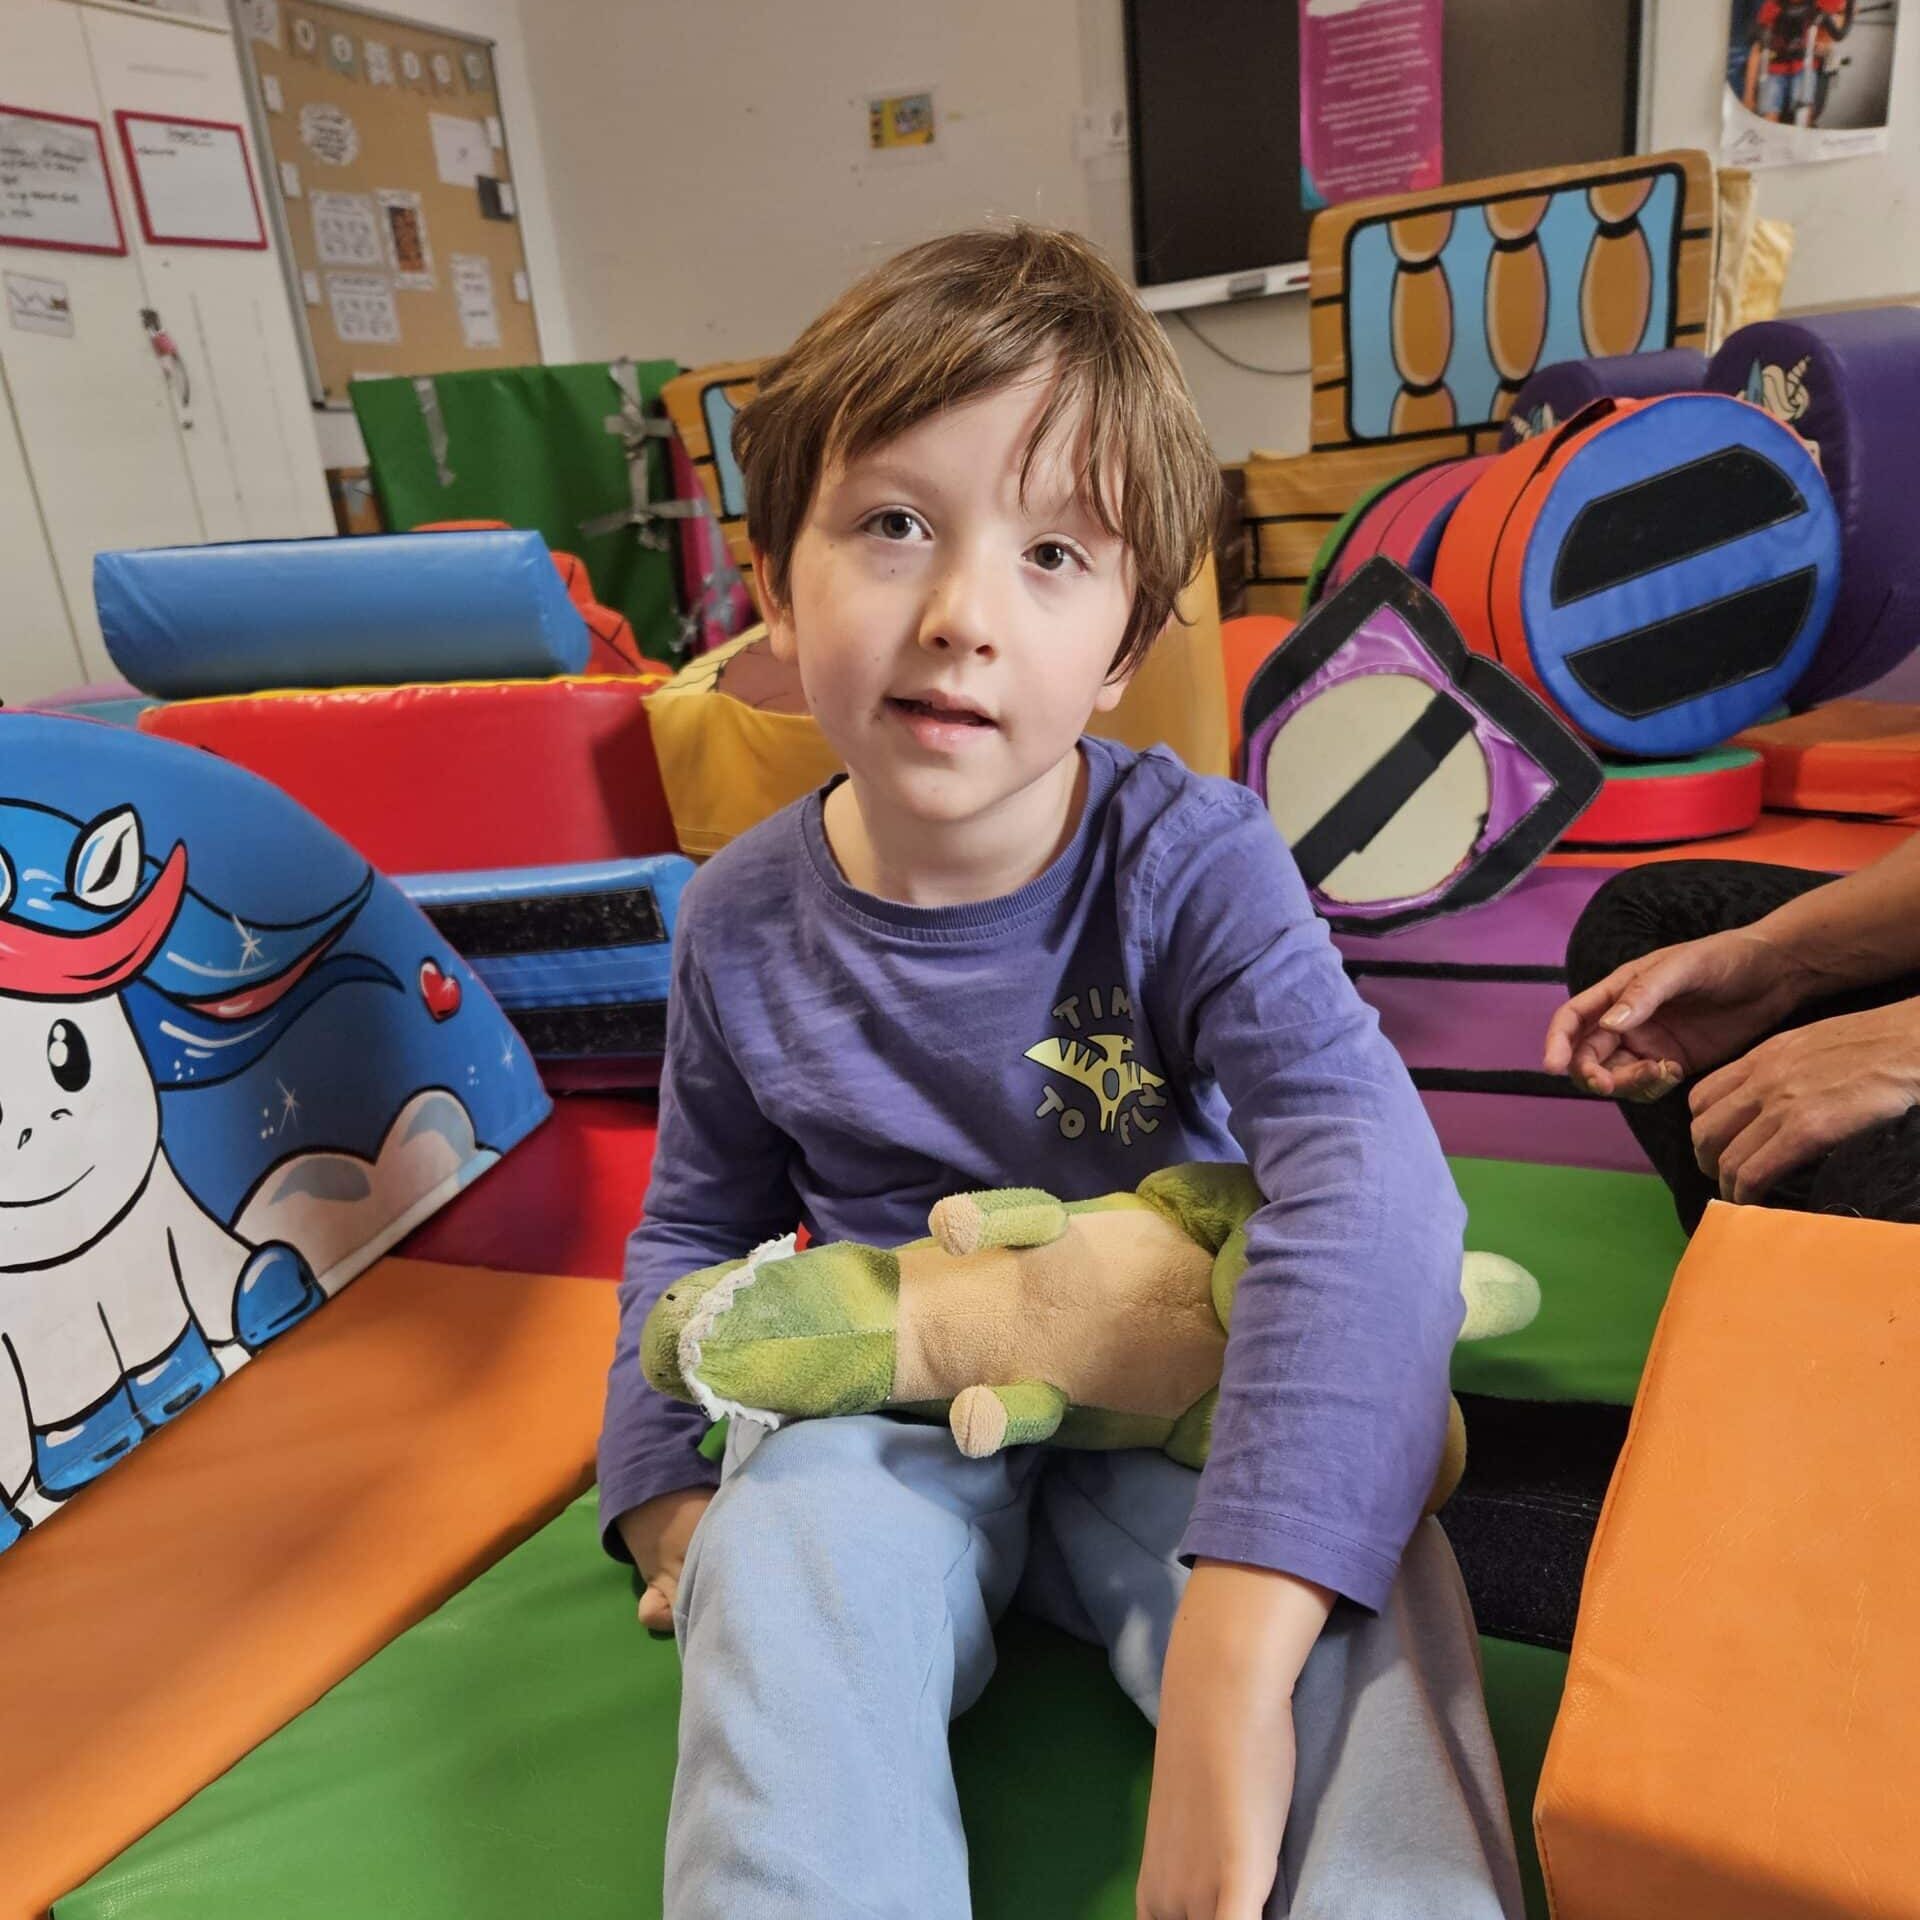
top-left (0, 103), bottom-right (125, 255)
top-left (116, 111), bottom-right (266, 249)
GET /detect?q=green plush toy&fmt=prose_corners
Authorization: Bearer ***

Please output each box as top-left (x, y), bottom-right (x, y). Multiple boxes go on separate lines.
top-left (641, 1161), bottom-right (1538, 1511)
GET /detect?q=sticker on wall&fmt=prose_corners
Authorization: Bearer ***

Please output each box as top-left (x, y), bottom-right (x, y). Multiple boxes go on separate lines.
top-left (290, 14), bottom-right (319, 62)
top-left (279, 158), bottom-right (302, 200)
top-left (451, 252), bottom-right (498, 350)
top-left (260, 73), bottom-right (284, 115)
top-left (326, 271), bottom-right (400, 345)
top-left (310, 190), bottom-right (381, 268)
top-left (429, 112), bottom-right (490, 186)
top-left (868, 89), bottom-right (935, 149)
top-left (376, 187), bottom-right (433, 290)
top-left (363, 40), bottom-right (396, 87)
top-left (241, 0), bottom-right (282, 50)
top-left (299, 101), bottom-right (359, 168)
top-left (431, 52), bottom-right (457, 95)
top-left (4, 270), bottom-right (73, 338)
top-left (301, 267), bottom-right (321, 306)
top-left (326, 29), bottom-right (360, 81)
top-left (400, 48), bottom-right (428, 92)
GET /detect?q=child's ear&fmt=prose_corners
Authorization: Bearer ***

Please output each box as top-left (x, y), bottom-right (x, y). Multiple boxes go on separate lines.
top-left (752, 546), bottom-right (798, 663)
top-left (1091, 666), bottom-right (1133, 715)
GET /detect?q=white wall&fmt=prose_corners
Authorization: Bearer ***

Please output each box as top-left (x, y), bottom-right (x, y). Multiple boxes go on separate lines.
top-left (525, 0), bottom-right (1094, 368)
top-left (307, 0), bottom-right (574, 467)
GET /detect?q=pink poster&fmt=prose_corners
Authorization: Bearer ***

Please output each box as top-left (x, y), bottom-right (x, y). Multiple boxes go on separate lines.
top-left (1299, 0), bottom-right (1444, 211)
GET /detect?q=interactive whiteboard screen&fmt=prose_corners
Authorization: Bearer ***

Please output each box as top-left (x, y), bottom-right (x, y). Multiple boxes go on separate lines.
top-left (117, 112), bottom-right (267, 250)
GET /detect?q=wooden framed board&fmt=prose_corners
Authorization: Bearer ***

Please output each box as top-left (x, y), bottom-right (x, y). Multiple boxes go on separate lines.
top-left (236, 0), bottom-right (539, 405)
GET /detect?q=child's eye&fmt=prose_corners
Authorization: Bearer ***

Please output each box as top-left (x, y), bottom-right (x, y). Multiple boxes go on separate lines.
top-left (864, 508), bottom-right (928, 542)
top-left (1029, 539), bottom-right (1087, 575)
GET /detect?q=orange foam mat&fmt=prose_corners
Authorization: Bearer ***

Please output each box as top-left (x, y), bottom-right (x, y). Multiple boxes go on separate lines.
top-left (0, 1257), bottom-right (617, 1920)
top-left (1546, 808), bottom-right (1912, 873)
top-left (1537, 1202), bottom-right (1920, 1920)
top-left (1737, 701), bottom-right (1920, 819)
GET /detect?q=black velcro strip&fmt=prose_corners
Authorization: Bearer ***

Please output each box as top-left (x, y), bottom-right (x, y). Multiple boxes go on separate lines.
top-left (423, 886), bottom-right (667, 958)
top-left (1411, 1068), bottom-right (1594, 1100)
top-left (1551, 446), bottom-right (1805, 606)
top-left (1290, 694), bottom-right (1476, 890)
top-left (1564, 569), bottom-right (1816, 719)
top-left (510, 1000), bottom-right (668, 1056)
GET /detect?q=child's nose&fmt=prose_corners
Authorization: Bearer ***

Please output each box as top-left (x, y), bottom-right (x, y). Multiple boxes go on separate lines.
top-left (920, 560), bottom-right (998, 658)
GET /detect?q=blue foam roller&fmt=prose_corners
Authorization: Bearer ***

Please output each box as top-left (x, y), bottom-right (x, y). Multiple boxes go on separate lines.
top-left (94, 531), bottom-right (590, 698)
top-left (397, 856), bottom-right (692, 1061)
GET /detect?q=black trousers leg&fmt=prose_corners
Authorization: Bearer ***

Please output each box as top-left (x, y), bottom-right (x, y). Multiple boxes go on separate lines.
top-left (1565, 862), bottom-right (1920, 1233)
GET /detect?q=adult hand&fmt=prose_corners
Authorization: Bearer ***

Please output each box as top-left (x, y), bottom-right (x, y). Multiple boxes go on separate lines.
top-left (1689, 1001), bottom-right (1920, 1202)
top-left (1543, 925), bottom-right (1815, 1102)
top-left (1136, 1562), bottom-right (1331, 1920)
top-left (615, 1486), bottom-right (714, 1631)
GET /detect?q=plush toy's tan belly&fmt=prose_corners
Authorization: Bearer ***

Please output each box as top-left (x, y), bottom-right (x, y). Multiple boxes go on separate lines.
top-left (891, 1209), bottom-right (1224, 1417)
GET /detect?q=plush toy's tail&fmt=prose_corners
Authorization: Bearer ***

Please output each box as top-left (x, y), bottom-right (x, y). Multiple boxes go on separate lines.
top-left (1459, 1251), bottom-right (1542, 1341)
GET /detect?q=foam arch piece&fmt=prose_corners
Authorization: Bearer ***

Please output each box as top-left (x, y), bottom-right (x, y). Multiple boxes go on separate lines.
top-left (0, 713), bottom-right (550, 1561)
top-left (1500, 348), bottom-right (1709, 447)
top-left (1708, 306), bottom-right (1920, 707)
top-left (95, 529), bottom-right (591, 697)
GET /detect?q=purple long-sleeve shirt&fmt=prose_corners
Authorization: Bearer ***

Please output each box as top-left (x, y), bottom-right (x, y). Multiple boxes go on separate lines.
top-left (598, 736), bottom-right (1465, 1609)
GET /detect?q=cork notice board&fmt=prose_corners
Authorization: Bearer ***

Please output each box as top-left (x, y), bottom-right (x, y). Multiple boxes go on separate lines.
top-left (238, 0), bottom-right (538, 405)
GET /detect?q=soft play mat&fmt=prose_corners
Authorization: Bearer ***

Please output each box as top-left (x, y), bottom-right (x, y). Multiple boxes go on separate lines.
top-left (351, 361), bottom-right (684, 661)
top-left (1431, 394), bottom-right (1839, 757)
top-left (1307, 151), bottom-right (1716, 451)
top-left (0, 715), bottom-right (548, 1557)
top-left (399, 856), bottom-right (693, 1077)
top-left (1242, 561), bottom-right (1600, 932)
top-left (140, 677), bottom-right (678, 873)
top-left (1500, 347), bottom-right (1708, 447)
top-left (95, 530), bottom-right (590, 697)
top-left (1737, 698), bottom-right (1920, 819)
top-left (1539, 1202), bottom-right (1920, 1920)
top-left (1708, 305), bottom-right (1920, 707)
top-left (54, 1492), bottom-right (1571, 1920)
top-left (0, 1254), bottom-right (617, 1920)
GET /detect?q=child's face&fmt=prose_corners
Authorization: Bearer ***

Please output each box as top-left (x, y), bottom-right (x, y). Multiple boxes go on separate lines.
top-left (761, 371), bottom-right (1135, 837)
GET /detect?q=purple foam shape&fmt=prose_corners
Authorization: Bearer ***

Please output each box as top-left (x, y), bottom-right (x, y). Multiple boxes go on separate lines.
top-left (1335, 862), bottom-right (1614, 970)
top-left (1501, 348), bottom-right (1709, 448)
top-left (1421, 1090), bottom-right (1648, 1174)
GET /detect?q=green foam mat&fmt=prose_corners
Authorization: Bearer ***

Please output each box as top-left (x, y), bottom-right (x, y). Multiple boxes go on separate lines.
top-left (60, 1495), bottom-right (1569, 1919)
top-left (1447, 1155), bottom-right (1686, 1407)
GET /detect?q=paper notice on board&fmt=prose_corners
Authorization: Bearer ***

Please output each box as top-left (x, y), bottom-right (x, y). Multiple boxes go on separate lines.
top-left (451, 252), bottom-right (499, 349)
top-left (4, 270), bottom-right (74, 338)
top-left (300, 101), bottom-right (359, 168)
top-left (429, 113), bottom-right (491, 187)
top-left (0, 109), bottom-right (122, 254)
top-left (364, 40), bottom-right (395, 87)
top-left (377, 187), bottom-right (434, 289)
top-left (1722, 0), bottom-right (1903, 169)
top-left (310, 190), bottom-right (381, 267)
top-left (1298, 0), bottom-right (1443, 210)
top-left (327, 271), bottom-right (399, 344)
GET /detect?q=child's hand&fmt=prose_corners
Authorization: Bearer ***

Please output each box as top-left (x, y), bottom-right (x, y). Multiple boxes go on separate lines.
top-left (615, 1486), bottom-right (714, 1630)
top-left (1137, 1561), bottom-right (1333, 1920)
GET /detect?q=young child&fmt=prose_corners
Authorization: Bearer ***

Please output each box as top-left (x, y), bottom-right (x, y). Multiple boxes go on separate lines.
top-left (600, 224), bottom-right (1523, 1920)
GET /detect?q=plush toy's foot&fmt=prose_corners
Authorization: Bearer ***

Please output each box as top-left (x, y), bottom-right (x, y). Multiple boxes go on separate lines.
top-left (34, 1383), bottom-right (141, 1497)
top-left (929, 1188), bottom-right (1069, 1256)
top-left (127, 1321), bottom-right (222, 1427)
top-left (1428, 1395), bottom-right (1469, 1514)
top-left (950, 1380), bottom-right (1069, 1456)
top-left (1164, 1388), bottom-right (1218, 1470)
top-left (233, 1242), bottom-right (326, 1351)
top-left (1459, 1252), bottom-right (1542, 1341)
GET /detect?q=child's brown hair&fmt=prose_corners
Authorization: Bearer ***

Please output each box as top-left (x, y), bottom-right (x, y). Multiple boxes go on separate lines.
top-left (733, 223), bottom-right (1220, 677)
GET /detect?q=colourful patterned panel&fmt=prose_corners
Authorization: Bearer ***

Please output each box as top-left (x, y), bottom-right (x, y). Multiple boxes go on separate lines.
top-left (660, 358), bottom-right (766, 591)
top-left (1309, 151), bottom-right (1717, 453)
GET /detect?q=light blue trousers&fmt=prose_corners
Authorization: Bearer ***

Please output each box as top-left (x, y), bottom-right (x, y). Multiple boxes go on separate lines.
top-left (667, 1416), bottom-right (1524, 1920)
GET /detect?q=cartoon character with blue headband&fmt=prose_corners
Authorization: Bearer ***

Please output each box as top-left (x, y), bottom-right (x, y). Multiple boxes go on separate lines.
top-left (0, 800), bottom-right (397, 1546)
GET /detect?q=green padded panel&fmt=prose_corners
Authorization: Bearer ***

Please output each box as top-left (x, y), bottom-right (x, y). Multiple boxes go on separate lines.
top-left (351, 360), bottom-right (682, 661)
top-left (60, 1495), bottom-right (1569, 1919)
top-left (1448, 1156), bottom-right (1687, 1407)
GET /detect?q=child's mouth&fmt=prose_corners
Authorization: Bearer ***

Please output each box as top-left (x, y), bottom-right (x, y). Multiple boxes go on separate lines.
top-left (887, 696), bottom-right (995, 730)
